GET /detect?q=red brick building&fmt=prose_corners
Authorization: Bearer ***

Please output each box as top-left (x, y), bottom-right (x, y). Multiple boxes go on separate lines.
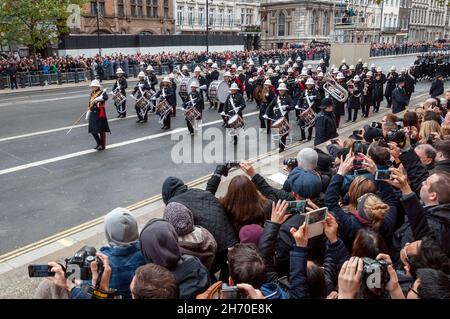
top-left (73, 0), bottom-right (175, 35)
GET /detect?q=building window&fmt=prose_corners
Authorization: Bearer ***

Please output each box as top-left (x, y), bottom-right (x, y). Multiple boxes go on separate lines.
top-left (130, 0), bottom-right (136, 17)
top-left (199, 7), bottom-right (205, 26)
top-left (177, 6), bottom-right (184, 25)
top-left (91, 0), bottom-right (105, 16)
top-left (117, 0), bottom-right (124, 17)
top-left (209, 8), bottom-right (215, 26)
top-left (323, 11), bottom-right (329, 35)
top-left (188, 7), bottom-right (194, 26)
top-left (219, 9), bottom-right (224, 26)
top-left (152, 0), bottom-right (158, 18)
top-left (241, 9), bottom-right (245, 25)
top-left (310, 11), bottom-right (316, 35)
top-left (137, 0), bottom-right (143, 17)
top-left (278, 12), bottom-right (285, 36)
top-left (164, 0), bottom-right (169, 18)
top-left (228, 9), bottom-right (233, 26)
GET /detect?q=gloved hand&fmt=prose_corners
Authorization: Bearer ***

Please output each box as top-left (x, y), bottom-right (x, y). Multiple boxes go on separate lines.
top-left (94, 96), bottom-right (104, 102)
top-left (138, 83), bottom-right (144, 88)
top-left (214, 164), bottom-right (230, 177)
top-left (262, 114), bottom-right (269, 119)
top-left (220, 112), bottom-right (226, 116)
top-left (130, 94), bottom-right (136, 100)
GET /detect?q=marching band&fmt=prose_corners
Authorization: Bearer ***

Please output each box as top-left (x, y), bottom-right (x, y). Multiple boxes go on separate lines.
top-left (82, 55), bottom-right (431, 153)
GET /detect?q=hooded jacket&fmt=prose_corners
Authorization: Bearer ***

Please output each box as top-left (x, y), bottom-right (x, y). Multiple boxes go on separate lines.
top-left (139, 219), bottom-right (210, 299)
top-left (162, 177), bottom-right (238, 252)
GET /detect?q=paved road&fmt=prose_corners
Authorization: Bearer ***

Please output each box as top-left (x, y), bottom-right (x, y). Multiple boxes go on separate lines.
top-left (0, 54), bottom-right (436, 255)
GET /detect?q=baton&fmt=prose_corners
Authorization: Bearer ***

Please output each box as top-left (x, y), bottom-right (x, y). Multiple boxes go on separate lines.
top-left (66, 110), bottom-right (88, 135)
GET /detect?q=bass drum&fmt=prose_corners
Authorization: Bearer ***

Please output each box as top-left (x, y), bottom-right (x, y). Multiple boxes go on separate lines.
top-left (179, 77), bottom-right (195, 96)
top-left (208, 80), bottom-right (230, 104)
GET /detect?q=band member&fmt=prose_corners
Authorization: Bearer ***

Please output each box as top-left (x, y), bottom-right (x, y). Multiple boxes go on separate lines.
top-left (297, 77), bottom-right (320, 141)
top-left (317, 72), bottom-right (326, 100)
top-left (193, 66), bottom-right (207, 100)
top-left (347, 76), bottom-right (362, 122)
top-left (339, 59), bottom-right (349, 72)
top-left (112, 68), bottom-right (128, 118)
top-left (392, 77), bottom-right (410, 114)
top-left (145, 65), bottom-right (158, 112)
top-left (181, 65), bottom-right (190, 77)
top-left (372, 67), bottom-right (386, 113)
top-left (259, 79), bottom-right (276, 134)
top-left (207, 63), bottom-right (220, 108)
top-left (183, 81), bottom-right (204, 135)
top-left (88, 80), bottom-right (110, 151)
top-left (385, 66), bottom-right (398, 109)
top-left (332, 72), bottom-right (347, 128)
top-left (169, 73), bottom-right (177, 117)
top-left (218, 71), bottom-right (233, 125)
top-left (361, 71), bottom-right (374, 118)
top-left (355, 58), bottom-right (364, 75)
top-left (222, 83), bottom-right (246, 145)
top-left (235, 66), bottom-right (246, 93)
top-left (265, 83), bottom-right (294, 153)
top-left (154, 77), bottom-right (175, 130)
top-left (314, 97), bottom-right (338, 146)
top-left (405, 65), bottom-right (417, 99)
top-left (131, 71), bottom-right (152, 123)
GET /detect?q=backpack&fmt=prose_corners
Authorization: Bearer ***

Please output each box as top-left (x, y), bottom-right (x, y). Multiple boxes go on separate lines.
top-left (172, 255), bottom-right (210, 299)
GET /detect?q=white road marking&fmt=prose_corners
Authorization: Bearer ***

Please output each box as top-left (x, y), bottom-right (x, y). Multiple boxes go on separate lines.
top-left (0, 111), bottom-right (259, 176)
top-left (0, 115), bottom-right (138, 143)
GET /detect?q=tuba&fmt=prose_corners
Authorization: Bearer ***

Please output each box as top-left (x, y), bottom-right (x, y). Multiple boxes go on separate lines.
top-left (323, 75), bottom-right (348, 102)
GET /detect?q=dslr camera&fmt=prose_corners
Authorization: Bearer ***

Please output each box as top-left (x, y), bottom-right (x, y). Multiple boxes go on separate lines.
top-left (386, 129), bottom-right (407, 148)
top-left (362, 257), bottom-right (389, 294)
top-left (65, 246), bottom-right (103, 281)
top-left (221, 283), bottom-right (243, 299)
top-left (283, 158), bottom-right (298, 170)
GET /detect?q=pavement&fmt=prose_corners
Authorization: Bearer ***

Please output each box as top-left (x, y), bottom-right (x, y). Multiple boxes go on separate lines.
top-left (0, 53), bottom-right (439, 298)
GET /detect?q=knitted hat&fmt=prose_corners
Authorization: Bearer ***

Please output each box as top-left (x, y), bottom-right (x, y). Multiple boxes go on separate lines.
top-left (163, 202), bottom-right (194, 236)
top-left (104, 207), bottom-right (139, 247)
top-left (239, 224), bottom-right (264, 246)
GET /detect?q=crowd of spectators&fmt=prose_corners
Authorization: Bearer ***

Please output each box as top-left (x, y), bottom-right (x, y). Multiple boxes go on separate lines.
top-left (370, 42), bottom-right (450, 57)
top-left (30, 91), bottom-right (450, 299)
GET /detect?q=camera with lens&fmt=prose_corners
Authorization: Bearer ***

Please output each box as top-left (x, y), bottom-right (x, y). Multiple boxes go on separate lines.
top-left (362, 257), bottom-right (389, 295)
top-left (65, 246), bottom-right (103, 281)
top-left (386, 129), bottom-right (407, 148)
top-left (221, 283), bottom-right (243, 299)
top-left (283, 158), bottom-right (298, 170)
top-left (371, 122), bottom-right (382, 129)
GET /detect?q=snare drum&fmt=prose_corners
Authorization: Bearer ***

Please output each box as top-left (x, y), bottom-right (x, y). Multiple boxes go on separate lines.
top-left (179, 77), bottom-right (195, 96)
top-left (299, 107), bottom-right (316, 129)
top-left (227, 114), bottom-right (245, 130)
top-left (272, 117), bottom-right (290, 136)
top-left (208, 80), bottom-right (230, 103)
top-left (157, 100), bottom-right (172, 118)
top-left (113, 91), bottom-right (126, 105)
top-left (135, 95), bottom-right (150, 110)
top-left (185, 106), bottom-right (201, 125)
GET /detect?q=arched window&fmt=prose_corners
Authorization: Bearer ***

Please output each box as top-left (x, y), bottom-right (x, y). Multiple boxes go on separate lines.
top-left (278, 12), bottom-right (285, 36)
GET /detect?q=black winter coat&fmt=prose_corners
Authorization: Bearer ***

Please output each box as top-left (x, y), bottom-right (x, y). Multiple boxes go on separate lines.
top-left (429, 79), bottom-right (444, 98)
top-left (392, 86), bottom-right (409, 114)
top-left (314, 110), bottom-right (338, 146)
top-left (162, 176), bottom-right (238, 252)
top-left (393, 193), bottom-right (450, 259)
top-left (266, 94), bottom-right (294, 121)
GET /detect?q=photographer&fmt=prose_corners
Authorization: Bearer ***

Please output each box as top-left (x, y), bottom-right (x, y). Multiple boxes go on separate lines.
top-left (44, 252), bottom-right (115, 299)
top-left (387, 167), bottom-right (450, 258)
top-left (325, 152), bottom-right (398, 249)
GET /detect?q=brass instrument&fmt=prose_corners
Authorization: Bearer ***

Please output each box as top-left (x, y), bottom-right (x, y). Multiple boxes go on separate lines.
top-left (323, 76), bottom-right (348, 102)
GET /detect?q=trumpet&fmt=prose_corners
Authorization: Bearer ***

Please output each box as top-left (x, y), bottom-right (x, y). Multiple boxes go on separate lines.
top-left (323, 76), bottom-right (348, 102)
